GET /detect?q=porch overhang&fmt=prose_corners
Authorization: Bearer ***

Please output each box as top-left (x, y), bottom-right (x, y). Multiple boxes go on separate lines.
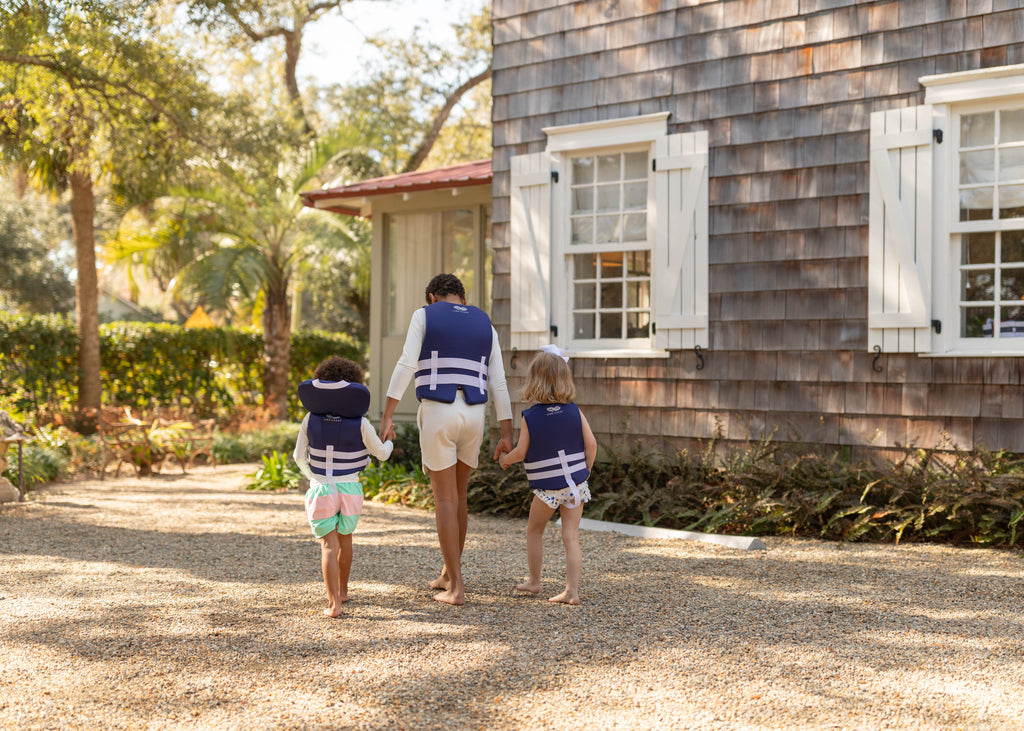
top-left (299, 159), bottom-right (493, 217)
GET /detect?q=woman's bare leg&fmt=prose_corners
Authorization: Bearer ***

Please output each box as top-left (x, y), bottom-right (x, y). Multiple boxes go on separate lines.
top-left (429, 461), bottom-right (472, 590)
top-left (429, 464), bottom-right (465, 605)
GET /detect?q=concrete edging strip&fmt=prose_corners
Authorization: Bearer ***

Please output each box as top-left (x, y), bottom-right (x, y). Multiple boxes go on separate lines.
top-left (570, 517), bottom-right (767, 550)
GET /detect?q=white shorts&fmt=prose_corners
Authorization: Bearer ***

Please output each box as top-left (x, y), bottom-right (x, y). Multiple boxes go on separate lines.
top-left (417, 391), bottom-right (486, 472)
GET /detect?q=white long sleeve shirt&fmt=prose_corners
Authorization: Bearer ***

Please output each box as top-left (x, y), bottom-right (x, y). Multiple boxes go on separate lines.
top-left (386, 307), bottom-right (513, 422)
top-left (292, 415), bottom-right (393, 483)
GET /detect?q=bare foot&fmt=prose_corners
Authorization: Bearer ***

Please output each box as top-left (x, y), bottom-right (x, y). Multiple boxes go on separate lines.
top-left (323, 595), bottom-right (349, 618)
top-left (549, 590), bottom-right (580, 605)
top-left (428, 576), bottom-right (450, 590)
top-left (433, 589), bottom-right (464, 605)
top-left (515, 581), bottom-right (542, 594)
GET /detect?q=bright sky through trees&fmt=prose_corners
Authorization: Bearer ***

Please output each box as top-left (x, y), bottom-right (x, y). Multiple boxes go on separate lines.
top-left (298, 0), bottom-right (485, 87)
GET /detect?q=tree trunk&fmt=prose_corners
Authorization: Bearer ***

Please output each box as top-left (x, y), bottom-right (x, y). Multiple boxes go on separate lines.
top-left (262, 283), bottom-right (292, 421)
top-left (69, 169), bottom-right (101, 434)
top-left (283, 24), bottom-right (313, 136)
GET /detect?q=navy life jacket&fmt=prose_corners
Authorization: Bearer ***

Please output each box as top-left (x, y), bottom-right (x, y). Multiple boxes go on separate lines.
top-left (522, 402), bottom-right (590, 491)
top-left (415, 301), bottom-right (492, 405)
top-left (297, 379), bottom-right (372, 480)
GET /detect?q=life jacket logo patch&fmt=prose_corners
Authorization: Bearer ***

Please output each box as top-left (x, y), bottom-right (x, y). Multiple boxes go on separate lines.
top-left (453, 305), bottom-right (468, 312)
top-left (546, 406), bottom-right (562, 414)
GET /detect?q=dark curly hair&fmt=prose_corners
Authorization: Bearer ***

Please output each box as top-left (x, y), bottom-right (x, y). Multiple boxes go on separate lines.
top-left (424, 273), bottom-right (465, 303)
top-left (312, 355), bottom-right (364, 384)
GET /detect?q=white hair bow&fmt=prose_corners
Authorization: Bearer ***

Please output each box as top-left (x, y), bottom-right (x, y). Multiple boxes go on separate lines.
top-left (540, 344), bottom-right (569, 363)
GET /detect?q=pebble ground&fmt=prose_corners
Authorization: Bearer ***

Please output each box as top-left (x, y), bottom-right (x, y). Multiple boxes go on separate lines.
top-left (1, 464), bottom-right (1022, 730)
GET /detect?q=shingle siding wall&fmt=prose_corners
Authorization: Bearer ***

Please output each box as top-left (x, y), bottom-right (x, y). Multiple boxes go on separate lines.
top-left (491, 0), bottom-right (1024, 457)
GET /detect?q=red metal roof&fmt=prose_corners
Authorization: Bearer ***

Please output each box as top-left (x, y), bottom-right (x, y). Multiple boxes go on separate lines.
top-left (300, 159), bottom-right (492, 216)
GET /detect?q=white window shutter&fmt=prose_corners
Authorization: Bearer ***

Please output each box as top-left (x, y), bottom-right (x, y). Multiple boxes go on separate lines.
top-left (509, 152), bottom-right (553, 351)
top-left (653, 130), bottom-right (709, 350)
top-left (868, 105), bottom-right (935, 354)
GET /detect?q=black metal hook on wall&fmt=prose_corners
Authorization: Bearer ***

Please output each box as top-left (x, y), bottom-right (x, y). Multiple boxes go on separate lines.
top-left (510, 347), bottom-right (518, 370)
top-left (695, 344), bottom-right (705, 371)
top-left (872, 344), bottom-right (883, 373)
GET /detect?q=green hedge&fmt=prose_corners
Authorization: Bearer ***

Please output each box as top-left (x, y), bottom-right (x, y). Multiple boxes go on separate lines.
top-left (0, 315), bottom-right (364, 421)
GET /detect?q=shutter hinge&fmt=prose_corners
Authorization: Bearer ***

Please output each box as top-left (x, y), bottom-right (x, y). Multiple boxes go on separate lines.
top-left (933, 129), bottom-right (943, 144)
top-left (550, 324), bottom-right (558, 337)
top-left (652, 322), bottom-right (656, 334)
top-left (931, 319), bottom-right (942, 334)
top-left (652, 158), bottom-right (657, 172)
top-left (551, 170), bottom-right (559, 183)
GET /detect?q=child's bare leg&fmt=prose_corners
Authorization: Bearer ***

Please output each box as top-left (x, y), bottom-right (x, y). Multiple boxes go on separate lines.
top-left (517, 496), bottom-right (555, 594)
top-left (550, 502), bottom-right (583, 605)
top-left (319, 531), bottom-right (344, 617)
top-left (337, 532), bottom-right (353, 603)
top-left (430, 461), bottom-right (471, 590)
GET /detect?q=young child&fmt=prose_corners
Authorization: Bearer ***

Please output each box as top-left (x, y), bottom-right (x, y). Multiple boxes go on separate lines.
top-left (498, 345), bottom-right (597, 605)
top-left (293, 355), bottom-right (394, 618)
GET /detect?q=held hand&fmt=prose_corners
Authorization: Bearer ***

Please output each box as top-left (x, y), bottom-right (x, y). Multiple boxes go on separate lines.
top-left (493, 436), bottom-right (512, 461)
top-left (378, 417), bottom-right (393, 443)
top-left (498, 454), bottom-right (510, 470)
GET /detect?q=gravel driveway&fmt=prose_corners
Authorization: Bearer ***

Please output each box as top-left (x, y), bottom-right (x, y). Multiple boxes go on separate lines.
top-left (2, 463), bottom-right (1022, 730)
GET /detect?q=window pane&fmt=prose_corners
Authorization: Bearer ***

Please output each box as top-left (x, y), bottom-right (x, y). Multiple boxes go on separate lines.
top-left (600, 312), bottom-right (622, 338)
top-left (624, 151), bottom-right (648, 180)
top-left (573, 157), bottom-right (594, 185)
top-left (1003, 231), bottom-right (1024, 262)
top-left (623, 181), bottom-right (647, 210)
top-left (595, 215), bottom-right (619, 244)
top-left (597, 154), bottom-right (620, 182)
top-left (600, 251), bottom-right (623, 275)
top-left (443, 209), bottom-right (476, 299)
top-left (1001, 305), bottom-right (1024, 336)
top-left (960, 188), bottom-right (993, 221)
top-left (962, 112), bottom-right (994, 147)
top-left (572, 187), bottom-right (594, 213)
top-left (572, 217), bottom-right (593, 245)
top-left (601, 281), bottom-right (623, 308)
top-left (963, 306), bottom-right (994, 337)
top-left (575, 282), bottom-right (596, 309)
top-left (623, 213), bottom-right (647, 242)
top-left (963, 233), bottom-right (995, 264)
top-left (627, 280), bottom-right (650, 308)
top-left (627, 250), bottom-right (650, 276)
top-left (1000, 147), bottom-right (1024, 182)
top-left (961, 150), bottom-right (995, 184)
top-left (574, 253), bottom-right (597, 278)
top-left (1001, 269), bottom-right (1024, 300)
top-left (574, 312), bottom-right (595, 339)
top-left (999, 184), bottom-right (1024, 219)
top-left (596, 184), bottom-right (619, 212)
top-left (626, 311), bottom-right (650, 338)
top-left (963, 270), bottom-right (995, 301)
top-left (1001, 109), bottom-right (1024, 143)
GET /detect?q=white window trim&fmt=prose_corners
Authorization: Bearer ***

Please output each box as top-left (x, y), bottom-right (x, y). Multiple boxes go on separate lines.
top-left (514, 112), bottom-right (708, 359)
top-left (922, 64), bottom-right (1024, 356)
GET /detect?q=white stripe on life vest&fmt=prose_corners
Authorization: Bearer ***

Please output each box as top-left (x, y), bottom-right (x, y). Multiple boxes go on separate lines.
top-left (524, 451), bottom-right (586, 471)
top-left (557, 449), bottom-right (575, 489)
top-left (477, 356), bottom-right (486, 394)
top-left (308, 447), bottom-right (369, 459)
top-left (525, 458), bottom-right (587, 483)
top-left (415, 356), bottom-right (489, 374)
top-left (430, 350), bottom-right (438, 390)
top-left (414, 373), bottom-right (490, 391)
top-left (311, 379), bottom-right (351, 390)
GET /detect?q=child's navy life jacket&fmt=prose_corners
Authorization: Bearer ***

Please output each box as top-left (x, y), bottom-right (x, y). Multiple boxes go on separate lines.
top-left (522, 402), bottom-right (590, 491)
top-left (297, 379), bottom-right (372, 480)
top-left (415, 302), bottom-right (492, 405)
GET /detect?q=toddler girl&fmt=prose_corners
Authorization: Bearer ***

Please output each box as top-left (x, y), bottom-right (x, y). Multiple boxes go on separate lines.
top-left (498, 345), bottom-right (596, 605)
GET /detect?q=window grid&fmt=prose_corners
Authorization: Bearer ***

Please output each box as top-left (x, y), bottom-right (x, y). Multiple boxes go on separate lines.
top-left (568, 151), bottom-right (651, 342)
top-left (956, 108), bottom-right (1024, 339)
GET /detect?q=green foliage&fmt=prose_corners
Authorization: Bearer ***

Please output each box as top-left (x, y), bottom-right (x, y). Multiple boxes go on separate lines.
top-left (1, 423), bottom-right (70, 490)
top-left (245, 450), bottom-right (302, 491)
top-left (0, 315), bottom-right (363, 421)
top-left (361, 461), bottom-right (433, 510)
top-left (212, 422), bottom-right (299, 464)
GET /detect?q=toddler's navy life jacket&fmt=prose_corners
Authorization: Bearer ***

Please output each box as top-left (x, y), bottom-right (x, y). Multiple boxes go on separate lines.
top-left (297, 379), bottom-right (372, 480)
top-left (415, 301), bottom-right (492, 405)
top-left (522, 402), bottom-right (590, 491)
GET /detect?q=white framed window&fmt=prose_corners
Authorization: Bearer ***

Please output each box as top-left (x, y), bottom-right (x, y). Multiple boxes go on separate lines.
top-left (509, 112), bottom-right (708, 357)
top-left (869, 63), bottom-right (1024, 356)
